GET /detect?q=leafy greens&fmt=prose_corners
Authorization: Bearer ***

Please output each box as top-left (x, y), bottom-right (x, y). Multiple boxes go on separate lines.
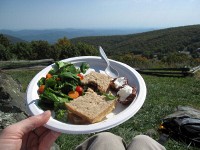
top-left (37, 61), bottom-right (90, 122)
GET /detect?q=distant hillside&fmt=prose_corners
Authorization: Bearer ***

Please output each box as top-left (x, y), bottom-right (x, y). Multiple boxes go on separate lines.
top-left (2, 34), bottom-right (26, 44)
top-left (0, 28), bottom-right (154, 44)
top-left (71, 25), bottom-right (200, 57)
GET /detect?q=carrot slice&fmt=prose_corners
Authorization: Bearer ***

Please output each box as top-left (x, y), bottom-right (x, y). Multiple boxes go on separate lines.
top-left (68, 91), bottom-right (79, 99)
top-left (38, 85), bottom-right (45, 94)
top-left (46, 73), bottom-right (52, 79)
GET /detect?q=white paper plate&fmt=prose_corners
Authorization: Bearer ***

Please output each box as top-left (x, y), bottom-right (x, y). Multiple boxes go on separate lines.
top-left (26, 56), bottom-right (147, 134)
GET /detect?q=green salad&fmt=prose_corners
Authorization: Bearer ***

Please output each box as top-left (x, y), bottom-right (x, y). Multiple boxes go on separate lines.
top-left (37, 61), bottom-right (89, 122)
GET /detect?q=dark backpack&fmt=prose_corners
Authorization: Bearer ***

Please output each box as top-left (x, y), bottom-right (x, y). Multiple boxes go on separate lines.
top-left (158, 106), bottom-right (200, 148)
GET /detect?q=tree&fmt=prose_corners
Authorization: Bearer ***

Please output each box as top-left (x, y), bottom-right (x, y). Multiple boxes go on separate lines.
top-left (142, 50), bottom-right (153, 59)
top-left (0, 34), bottom-right (10, 47)
top-left (48, 45), bottom-right (62, 60)
top-left (10, 42), bottom-right (32, 60)
top-left (55, 37), bottom-right (71, 48)
top-left (55, 38), bottom-right (98, 59)
top-left (59, 45), bottom-right (79, 59)
top-left (31, 40), bottom-right (51, 59)
top-left (76, 42), bottom-right (98, 56)
top-left (0, 44), bottom-right (12, 60)
top-left (54, 37), bottom-right (74, 59)
top-left (162, 52), bottom-right (191, 67)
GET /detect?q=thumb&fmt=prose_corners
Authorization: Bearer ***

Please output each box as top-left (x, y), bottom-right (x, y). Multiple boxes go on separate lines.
top-left (5, 110), bottom-right (51, 137)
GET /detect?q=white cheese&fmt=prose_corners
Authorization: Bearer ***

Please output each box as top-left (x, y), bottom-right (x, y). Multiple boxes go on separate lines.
top-left (117, 85), bottom-right (132, 101)
top-left (114, 77), bottom-right (127, 88)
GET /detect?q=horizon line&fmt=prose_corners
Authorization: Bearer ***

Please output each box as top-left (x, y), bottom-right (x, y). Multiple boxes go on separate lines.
top-left (0, 24), bottom-right (199, 31)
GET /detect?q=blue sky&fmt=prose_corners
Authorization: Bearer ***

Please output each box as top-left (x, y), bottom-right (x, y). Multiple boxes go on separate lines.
top-left (0, 0), bottom-right (200, 30)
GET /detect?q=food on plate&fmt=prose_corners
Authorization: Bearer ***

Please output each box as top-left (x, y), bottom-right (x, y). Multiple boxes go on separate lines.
top-left (38, 85), bottom-right (45, 94)
top-left (81, 71), bottom-right (112, 93)
top-left (68, 91), bottom-right (79, 99)
top-left (37, 61), bottom-right (90, 123)
top-left (65, 89), bottom-right (117, 124)
top-left (110, 77), bottom-right (128, 90)
top-left (37, 60), bottom-right (137, 124)
top-left (67, 111), bottom-right (88, 124)
top-left (117, 85), bottom-right (137, 105)
top-left (75, 85), bottom-right (84, 95)
top-left (110, 77), bottom-right (137, 105)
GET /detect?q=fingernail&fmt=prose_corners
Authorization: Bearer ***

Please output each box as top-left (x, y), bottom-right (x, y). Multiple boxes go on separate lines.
top-left (40, 110), bottom-right (51, 116)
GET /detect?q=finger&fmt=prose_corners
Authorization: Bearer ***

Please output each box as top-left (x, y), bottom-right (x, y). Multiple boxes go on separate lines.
top-left (33, 126), bottom-right (47, 137)
top-left (21, 110), bottom-right (51, 134)
top-left (5, 110), bottom-right (51, 137)
top-left (22, 127), bottom-right (51, 150)
top-left (26, 132), bottom-right (39, 149)
top-left (39, 130), bottom-right (61, 150)
top-left (21, 133), bottom-right (29, 150)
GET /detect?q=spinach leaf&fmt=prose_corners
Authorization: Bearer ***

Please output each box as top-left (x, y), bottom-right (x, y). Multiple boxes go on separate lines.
top-left (45, 78), bottom-right (57, 88)
top-left (56, 61), bottom-right (65, 69)
top-left (65, 82), bottom-right (77, 91)
top-left (55, 109), bottom-right (68, 122)
top-left (80, 62), bottom-right (90, 74)
top-left (48, 88), bottom-right (70, 98)
top-left (38, 77), bottom-right (46, 86)
top-left (40, 88), bottom-right (70, 103)
top-left (48, 61), bottom-right (64, 74)
top-left (65, 64), bottom-right (78, 74)
top-left (48, 68), bottom-right (56, 75)
top-left (59, 72), bottom-right (80, 83)
top-left (103, 93), bottom-right (117, 100)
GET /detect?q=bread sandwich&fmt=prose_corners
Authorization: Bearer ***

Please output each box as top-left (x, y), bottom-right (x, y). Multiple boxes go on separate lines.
top-left (81, 71), bottom-right (112, 93)
top-left (65, 89), bottom-right (117, 124)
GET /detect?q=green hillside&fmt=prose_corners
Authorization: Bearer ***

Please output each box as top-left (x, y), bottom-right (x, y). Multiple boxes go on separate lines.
top-left (1, 25), bottom-right (200, 68)
top-left (71, 25), bottom-right (200, 58)
top-left (3, 34), bottom-right (26, 43)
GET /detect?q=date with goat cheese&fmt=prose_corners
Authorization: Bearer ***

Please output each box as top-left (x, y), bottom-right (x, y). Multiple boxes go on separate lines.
top-left (110, 77), bottom-right (137, 105)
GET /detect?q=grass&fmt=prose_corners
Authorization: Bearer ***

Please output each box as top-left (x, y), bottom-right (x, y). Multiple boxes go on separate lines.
top-left (3, 69), bottom-right (200, 150)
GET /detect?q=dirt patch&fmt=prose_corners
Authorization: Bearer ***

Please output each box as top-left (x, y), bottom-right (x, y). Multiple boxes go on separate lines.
top-left (194, 70), bottom-right (200, 80)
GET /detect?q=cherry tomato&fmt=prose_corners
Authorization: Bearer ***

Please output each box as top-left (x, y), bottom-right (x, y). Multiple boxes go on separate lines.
top-left (75, 86), bottom-right (83, 95)
top-left (77, 74), bottom-right (84, 80)
top-left (68, 91), bottom-right (79, 99)
top-left (38, 85), bottom-right (45, 94)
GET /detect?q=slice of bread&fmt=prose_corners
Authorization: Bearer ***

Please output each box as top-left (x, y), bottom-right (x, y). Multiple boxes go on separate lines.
top-left (81, 71), bottom-right (112, 93)
top-left (65, 90), bottom-right (117, 124)
top-left (67, 111), bottom-right (89, 124)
